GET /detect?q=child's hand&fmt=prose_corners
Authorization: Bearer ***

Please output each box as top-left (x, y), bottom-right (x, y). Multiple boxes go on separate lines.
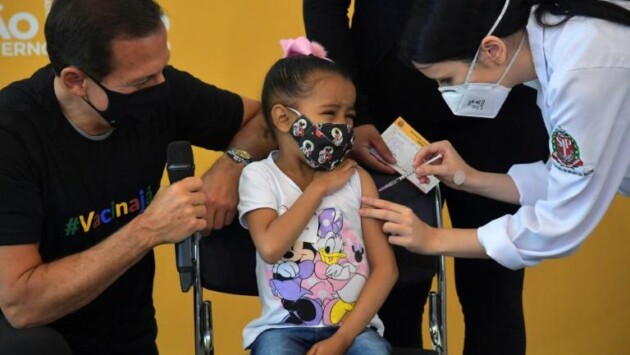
top-left (311, 159), bottom-right (358, 196)
top-left (306, 334), bottom-right (351, 355)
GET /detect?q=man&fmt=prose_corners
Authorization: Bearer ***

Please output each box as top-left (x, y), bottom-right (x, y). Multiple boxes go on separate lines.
top-left (0, 1), bottom-right (273, 354)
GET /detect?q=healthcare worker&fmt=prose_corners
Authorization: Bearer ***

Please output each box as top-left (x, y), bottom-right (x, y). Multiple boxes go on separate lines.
top-left (360, 0), bottom-right (630, 270)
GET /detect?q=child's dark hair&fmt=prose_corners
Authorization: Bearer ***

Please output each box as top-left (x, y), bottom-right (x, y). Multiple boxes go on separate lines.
top-left (261, 55), bottom-right (353, 130)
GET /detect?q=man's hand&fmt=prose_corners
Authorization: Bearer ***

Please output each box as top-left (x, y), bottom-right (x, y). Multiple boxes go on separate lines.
top-left (138, 176), bottom-right (207, 245)
top-left (0, 175), bottom-right (207, 327)
top-left (200, 154), bottom-right (243, 233)
top-left (351, 125), bottom-right (396, 174)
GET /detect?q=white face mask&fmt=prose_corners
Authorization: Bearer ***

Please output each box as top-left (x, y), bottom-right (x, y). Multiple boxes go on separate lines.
top-left (438, 0), bottom-right (524, 119)
top-left (438, 81), bottom-right (513, 119)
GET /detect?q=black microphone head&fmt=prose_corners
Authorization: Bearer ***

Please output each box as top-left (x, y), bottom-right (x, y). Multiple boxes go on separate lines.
top-left (167, 141), bottom-right (195, 183)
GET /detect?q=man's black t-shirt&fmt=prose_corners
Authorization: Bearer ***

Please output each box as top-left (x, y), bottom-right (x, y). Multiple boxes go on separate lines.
top-left (0, 65), bottom-right (243, 354)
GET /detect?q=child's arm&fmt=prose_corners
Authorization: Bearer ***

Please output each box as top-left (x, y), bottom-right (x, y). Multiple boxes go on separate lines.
top-left (245, 159), bottom-right (358, 264)
top-left (307, 167), bottom-right (398, 355)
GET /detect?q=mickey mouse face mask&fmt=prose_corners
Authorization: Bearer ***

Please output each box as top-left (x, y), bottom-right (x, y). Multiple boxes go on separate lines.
top-left (287, 107), bottom-right (354, 171)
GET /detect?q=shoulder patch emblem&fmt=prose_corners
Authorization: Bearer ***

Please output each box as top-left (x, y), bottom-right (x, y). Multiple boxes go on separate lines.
top-left (550, 127), bottom-right (593, 176)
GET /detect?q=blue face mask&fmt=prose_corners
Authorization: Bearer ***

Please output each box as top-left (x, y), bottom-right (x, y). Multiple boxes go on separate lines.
top-left (287, 107), bottom-right (354, 171)
top-left (84, 74), bottom-right (169, 127)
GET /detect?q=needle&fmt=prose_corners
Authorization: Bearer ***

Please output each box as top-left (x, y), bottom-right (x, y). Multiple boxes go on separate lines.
top-left (377, 154), bottom-right (443, 192)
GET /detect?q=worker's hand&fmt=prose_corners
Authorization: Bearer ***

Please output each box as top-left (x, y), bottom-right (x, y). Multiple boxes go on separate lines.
top-left (360, 196), bottom-right (435, 255)
top-left (414, 140), bottom-right (474, 190)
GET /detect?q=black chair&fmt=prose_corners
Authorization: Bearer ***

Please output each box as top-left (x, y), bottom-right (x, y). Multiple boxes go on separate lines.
top-left (191, 176), bottom-right (447, 355)
top-left (0, 314), bottom-right (72, 355)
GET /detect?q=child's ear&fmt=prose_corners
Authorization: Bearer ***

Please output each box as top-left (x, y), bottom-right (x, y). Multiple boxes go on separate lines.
top-left (271, 105), bottom-right (293, 133)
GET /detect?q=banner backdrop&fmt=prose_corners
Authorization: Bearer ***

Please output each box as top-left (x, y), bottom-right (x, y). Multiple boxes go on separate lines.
top-left (1, 1), bottom-right (629, 355)
top-left (0, 1), bottom-right (51, 86)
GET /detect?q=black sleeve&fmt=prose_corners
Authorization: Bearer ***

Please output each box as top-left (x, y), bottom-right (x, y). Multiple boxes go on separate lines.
top-left (163, 66), bottom-right (244, 151)
top-left (0, 126), bottom-right (42, 245)
top-left (303, 0), bottom-right (375, 127)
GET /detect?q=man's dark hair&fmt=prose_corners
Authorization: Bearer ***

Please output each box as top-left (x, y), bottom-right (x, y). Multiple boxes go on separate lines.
top-left (45, 0), bottom-right (164, 80)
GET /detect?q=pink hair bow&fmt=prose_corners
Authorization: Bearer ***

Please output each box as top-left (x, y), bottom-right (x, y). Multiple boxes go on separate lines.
top-left (280, 36), bottom-right (331, 61)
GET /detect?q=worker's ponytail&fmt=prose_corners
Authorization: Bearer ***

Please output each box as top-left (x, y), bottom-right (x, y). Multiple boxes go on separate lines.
top-left (533, 0), bottom-right (630, 27)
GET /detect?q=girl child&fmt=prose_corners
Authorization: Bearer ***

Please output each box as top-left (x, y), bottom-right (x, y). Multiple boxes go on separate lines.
top-left (237, 37), bottom-right (398, 355)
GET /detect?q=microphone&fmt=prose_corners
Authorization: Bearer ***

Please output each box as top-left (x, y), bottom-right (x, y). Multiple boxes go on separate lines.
top-left (167, 141), bottom-right (195, 292)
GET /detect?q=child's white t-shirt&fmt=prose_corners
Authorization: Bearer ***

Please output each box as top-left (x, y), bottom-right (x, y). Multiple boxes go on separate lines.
top-left (238, 151), bottom-right (385, 349)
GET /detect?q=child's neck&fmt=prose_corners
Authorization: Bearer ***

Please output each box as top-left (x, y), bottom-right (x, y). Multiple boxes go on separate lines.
top-left (274, 150), bottom-right (315, 191)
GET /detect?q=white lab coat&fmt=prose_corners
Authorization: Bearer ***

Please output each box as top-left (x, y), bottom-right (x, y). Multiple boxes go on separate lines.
top-left (478, 3), bottom-right (630, 270)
